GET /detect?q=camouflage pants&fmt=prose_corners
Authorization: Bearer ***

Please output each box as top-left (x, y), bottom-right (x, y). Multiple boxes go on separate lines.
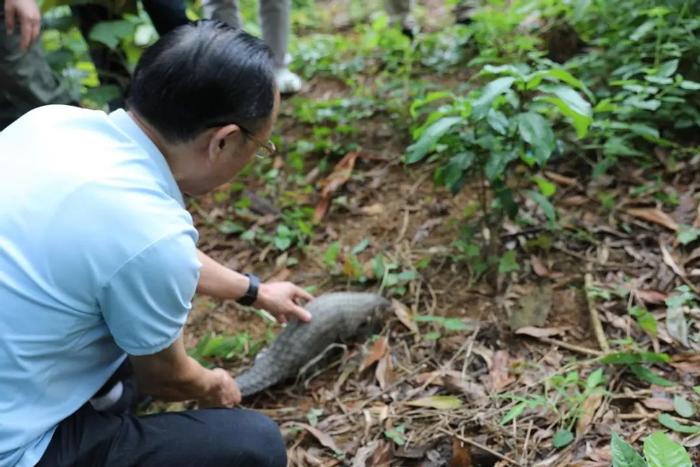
top-left (0, 7), bottom-right (76, 130)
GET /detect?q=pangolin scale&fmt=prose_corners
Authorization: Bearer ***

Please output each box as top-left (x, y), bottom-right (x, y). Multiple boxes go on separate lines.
top-left (234, 292), bottom-right (390, 397)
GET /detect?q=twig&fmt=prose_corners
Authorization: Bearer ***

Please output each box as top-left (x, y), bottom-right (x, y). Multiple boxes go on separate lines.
top-left (538, 336), bottom-right (603, 357)
top-left (438, 428), bottom-right (523, 466)
top-left (584, 264), bottom-right (610, 353)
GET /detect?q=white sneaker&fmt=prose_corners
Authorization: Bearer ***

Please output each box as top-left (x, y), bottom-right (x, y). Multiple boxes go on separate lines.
top-left (275, 68), bottom-right (303, 95)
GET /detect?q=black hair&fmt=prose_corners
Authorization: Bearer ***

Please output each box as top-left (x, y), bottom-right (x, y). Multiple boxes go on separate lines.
top-left (127, 20), bottom-right (275, 142)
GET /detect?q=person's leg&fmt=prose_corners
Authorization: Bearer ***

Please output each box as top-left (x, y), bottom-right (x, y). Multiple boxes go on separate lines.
top-left (71, 3), bottom-right (131, 107)
top-left (259, 0), bottom-right (302, 94)
top-left (200, 0), bottom-right (242, 29)
top-left (37, 403), bottom-right (287, 466)
top-left (141, 0), bottom-right (189, 36)
top-left (0, 9), bottom-right (76, 130)
top-left (383, 0), bottom-right (417, 37)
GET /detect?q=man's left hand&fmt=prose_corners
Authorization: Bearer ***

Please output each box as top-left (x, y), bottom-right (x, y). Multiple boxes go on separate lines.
top-left (254, 282), bottom-right (313, 324)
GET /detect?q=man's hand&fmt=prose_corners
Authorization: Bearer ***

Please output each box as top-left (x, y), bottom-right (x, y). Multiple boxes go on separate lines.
top-left (199, 368), bottom-right (241, 408)
top-left (255, 281), bottom-right (314, 324)
top-left (4, 0), bottom-right (41, 52)
top-left (131, 337), bottom-right (241, 407)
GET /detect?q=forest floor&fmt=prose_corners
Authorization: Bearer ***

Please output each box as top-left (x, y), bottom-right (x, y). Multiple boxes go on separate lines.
top-left (177, 3), bottom-right (700, 466)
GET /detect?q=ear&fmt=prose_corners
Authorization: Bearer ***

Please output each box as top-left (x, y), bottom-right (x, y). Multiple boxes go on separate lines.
top-left (207, 124), bottom-right (243, 162)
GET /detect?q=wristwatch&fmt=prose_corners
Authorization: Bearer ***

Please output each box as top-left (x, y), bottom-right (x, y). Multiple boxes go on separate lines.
top-left (236, 273), bottom-right (260, 306)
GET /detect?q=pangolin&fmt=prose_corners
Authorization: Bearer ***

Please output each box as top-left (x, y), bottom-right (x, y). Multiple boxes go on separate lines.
top-left (234, 292), bottom-right (390, 397)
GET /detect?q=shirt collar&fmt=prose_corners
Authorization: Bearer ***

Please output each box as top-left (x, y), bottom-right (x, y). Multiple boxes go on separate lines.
top-left (108, 108), bottom-right (185, 207)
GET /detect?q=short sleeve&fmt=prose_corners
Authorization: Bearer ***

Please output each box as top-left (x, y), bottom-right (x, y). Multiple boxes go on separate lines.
top-left (98, 230), bottom-right (201, 355)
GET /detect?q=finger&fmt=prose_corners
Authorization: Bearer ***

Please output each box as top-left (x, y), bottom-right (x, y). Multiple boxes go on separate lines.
top-left (20, 17), bottom-right (32, 51)
top-left (5, 4), bottom-right (15, 34)
top-left (290, 304), bottom-right (312, 322)
top-left (30, 18), bottom-right (40, 47)
top-left (277, 314), bottom-right (287, 325)
top-left (294, 286), bottom-right (314, 303)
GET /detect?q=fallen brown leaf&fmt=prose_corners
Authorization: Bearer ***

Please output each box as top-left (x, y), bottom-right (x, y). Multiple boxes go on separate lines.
top-left (531, 255), bottom-right (550, 277)
top-left (369, 440), bottom-right (392, 467)
top-left (560, 195), bottom-right (589, 207)
top-left (405, 395), bottom-right (463, 409)
top-left (660, 243), bottom-right (686, 277)
top-left (293, 423), bottom-right (341, 453)
top-left (671, 354), bottom-right (700, 375)
top-left (360, 336), bottom-right (389, 372)
top-left (449, 438), bottom-right (472, 467)
top-left (375, 351), bottom-right (395, 390)
top-left (515, 326), bottom-right (566, 338)
top-left (360, 203), bottom-right (385, 216)
top-left (488, 350), bottom-right (515, 392)
top-left (627, 208), bottom-right (679, 231)
top-left (642, 397), bottom-right (674, 411)
top-left (391, 300), bottom-right (419, 334)
top-left (314, 151), bottom-right (361, 222)
top-left (576, 392), bottom-right (603, 437)
top-left (545, 171), bottom-right (577, 186)
top-left (634, 289), bottom-right (668, 305)
top-left (352, 441), bottom-right (380, 467)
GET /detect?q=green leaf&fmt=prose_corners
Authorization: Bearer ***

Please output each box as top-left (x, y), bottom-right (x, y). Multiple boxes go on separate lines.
top-left (409, 91), bottom-right (453, 118)
top-left (528, 190), bottom-right (557, 223)
top-left (351, 238), bottom-right (370, 255)
top-left (694, 386), bottom-right (700, 396)
top-left (274, 236), bottom-right (292, 251)
top-left (487, 108), bottom-right (509, 135)
top-left (630, 365), bottom-right (674, 387)
top-left (484, 151), bottom-right (516, 182)
top-left (534, 176), bottom-right (556, 198)
top-left (517, 112), bottom-right (556, 164)
top-left (89, 20), bottom-right (136, 50)
top-left (629, 306), bottom-right (658, 337)
top-left (601, 352), bottom-right (670, 365)
top-left (611, 432), bottom-right (646, 467)
top-left (527, 68), bottom-right (586, 91)
top-left (630, 20), bottom-right (655, 41)
top-left (443, 152), bottom-right (475, 189)
top-left (657, 414), bottom-right (700, 434)
top-left (673, 396), bottom-right (695, 418)
top-left (406, 117), bottom-right (462, 164)
top-left (657, 59), bottom-right (680, 76)
top-left (644, 431), bottom-right (692, 467)
top-left (498, 250), bottom-right (520, 274)
top-left (553, 429), bottom-right (574, 448)
top-left (323, 242), bottom-right (341, 266)
top-left (384, 425), bottom-right (406, 445)
top-left (406, 395), bottom-right (463, 409)
top-left (586, 368), bottom-right (606, 392)
top-left (501, 401), bottom-right (527, 425)
top-left (679, 80), bottom-right (700, 90)
top-left (538, 85), bottom-right (592, 138)
top-left (442, 318), bottom-right (469, 331)
top-left (423, 331), bottom-right (441, 340)
top-left (472, 77), bottom-right (516, 118)
top-left (677, 225), bottom-right (700, 245)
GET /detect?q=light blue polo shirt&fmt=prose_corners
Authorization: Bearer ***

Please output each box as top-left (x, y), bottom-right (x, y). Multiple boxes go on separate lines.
top-left (0, 105), bottom-right (201, 466)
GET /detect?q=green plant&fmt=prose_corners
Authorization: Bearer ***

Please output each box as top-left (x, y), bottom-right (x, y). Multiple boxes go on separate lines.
top-left (413, 315), bottom-right (472, 340)
top-left (407, 62), bottom-right (592, 279)
top-left (500, 368), bottom-right (607, 448)
top-left (188, 330), bottom-right (273, 367)
top-left (612, 431), bottom-right (692, 467)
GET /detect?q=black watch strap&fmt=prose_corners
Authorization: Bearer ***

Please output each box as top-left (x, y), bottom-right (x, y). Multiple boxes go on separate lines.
top-left (237, 273), bottom-right (260, 306)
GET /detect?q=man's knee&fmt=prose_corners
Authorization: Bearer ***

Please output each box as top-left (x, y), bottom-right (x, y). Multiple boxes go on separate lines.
top-left (216, 409), bottom-right (287, 467)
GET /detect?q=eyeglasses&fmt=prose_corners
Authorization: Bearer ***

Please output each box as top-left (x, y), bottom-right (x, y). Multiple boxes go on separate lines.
top-left (207, 121), bottom-right (276, 159)
top-left (241, 128), bottom-right (276, 159)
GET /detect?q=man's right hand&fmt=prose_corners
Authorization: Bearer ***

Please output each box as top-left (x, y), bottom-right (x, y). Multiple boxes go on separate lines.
top-left (200, 368), bottom-right (241, 408)
top-left (4, 0), bottom-right (41, 51)
top-left (131, 336), bottom-right (241, 407)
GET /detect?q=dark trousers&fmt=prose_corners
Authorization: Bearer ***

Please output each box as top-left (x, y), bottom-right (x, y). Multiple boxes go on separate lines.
top-left (36, 362), bottom-right (287, 467)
